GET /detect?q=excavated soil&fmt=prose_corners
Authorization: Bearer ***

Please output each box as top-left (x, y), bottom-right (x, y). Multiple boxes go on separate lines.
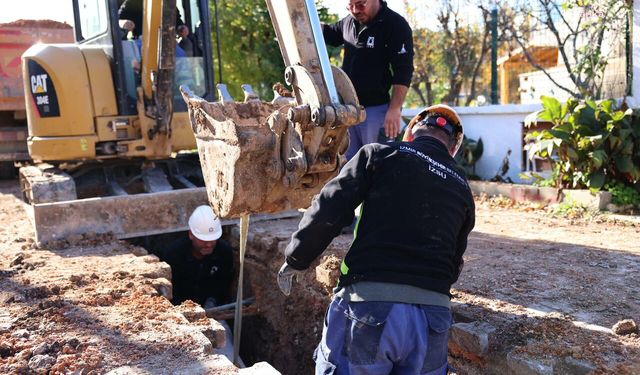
top-left (0, 20), bottom-right (72, 28)
top-left (1, 177), bottom-right (640, 374)
top-left (0, 180), bottom-right (238, 374)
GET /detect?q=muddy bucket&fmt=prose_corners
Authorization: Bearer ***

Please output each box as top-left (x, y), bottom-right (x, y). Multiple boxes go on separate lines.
top-left (180, 88), bottom-right (341, 218)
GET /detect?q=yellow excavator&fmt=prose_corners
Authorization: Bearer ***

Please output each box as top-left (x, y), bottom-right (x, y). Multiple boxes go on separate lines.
top-left (20, 0), bottom-right (216, 243)
top-left (19, 0), bottom-right (364, 243)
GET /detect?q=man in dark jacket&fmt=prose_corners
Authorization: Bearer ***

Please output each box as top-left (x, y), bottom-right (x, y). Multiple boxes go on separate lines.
top-left (323, 0), bottom-right (414, 159)
top-left (277, 105), bottom-right (475, 374)
top-left (118, 0), bottom-right (184, 39)
top-left (160, 205), bottom-right (233, 308)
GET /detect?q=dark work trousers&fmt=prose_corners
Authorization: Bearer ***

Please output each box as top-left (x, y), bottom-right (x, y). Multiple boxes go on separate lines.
top-left (314, 296), bottom-right (452, 375)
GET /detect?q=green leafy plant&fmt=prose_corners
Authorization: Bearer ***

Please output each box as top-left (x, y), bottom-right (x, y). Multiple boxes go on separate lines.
top-left (605, 182), bottom-right (640, 206)
top-left (519, 171), bottom-right (555, 187)
top-left (524, 96), bottom-right (640, 192)
top-left (549, 199), bottom-right (592, 219)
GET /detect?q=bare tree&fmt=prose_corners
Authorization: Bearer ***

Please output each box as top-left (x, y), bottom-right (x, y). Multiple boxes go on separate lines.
top-left (506, 0), bottom-right (629, 99)
top-left (437, 1), bottom-right (485, 105)
top-left (402, 0), bottom-right (439, 106)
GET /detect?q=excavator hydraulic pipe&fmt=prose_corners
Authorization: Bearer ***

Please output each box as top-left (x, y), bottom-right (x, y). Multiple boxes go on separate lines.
top-left (303, 0), bottom-right (340, 104)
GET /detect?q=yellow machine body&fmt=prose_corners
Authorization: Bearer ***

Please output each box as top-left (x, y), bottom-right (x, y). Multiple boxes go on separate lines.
top-left (23, 42), bottom-right (196, 161)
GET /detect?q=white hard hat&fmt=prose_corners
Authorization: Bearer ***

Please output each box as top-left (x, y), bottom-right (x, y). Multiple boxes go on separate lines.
top-left (188, 205), bottom-right (222, 241)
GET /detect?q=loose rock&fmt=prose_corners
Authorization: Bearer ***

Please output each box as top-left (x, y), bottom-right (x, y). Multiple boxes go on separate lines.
top-left (612, 319), bottom-right (637, 335)
top-left (9, 254), bottom-right (24, 267)
top-left (32, 342), bottom-right (50, 356)
top-left (28, 354), bottom-right (56, 371)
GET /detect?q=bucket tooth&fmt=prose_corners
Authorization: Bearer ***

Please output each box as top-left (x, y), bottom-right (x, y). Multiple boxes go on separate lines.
top-left (216, 84), bottom-right (234, 103)
top-left (241, 84), bottom-right (260, 102)
top-left (271, 83), bottom-right (294, 106)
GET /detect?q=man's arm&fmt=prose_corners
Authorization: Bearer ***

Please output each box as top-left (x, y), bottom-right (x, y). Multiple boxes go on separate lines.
top-left (383, 84), bottom-right (409, 138)
top-left (322, 20), bottom-right (345, 47)
top-left (384, 17), bottom-right (414, 138)
top-left (452, 203), bottom-right (476, 283)
top-left (284, 146), bottom-right (374, 270)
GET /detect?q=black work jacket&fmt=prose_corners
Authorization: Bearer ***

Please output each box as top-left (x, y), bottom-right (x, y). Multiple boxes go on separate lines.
top-left (284, 137), bottom-right (475, 296)
top-left (160, 236), bottom-right (234, 306)
top-left (322, 1), bottom-right (414, 106)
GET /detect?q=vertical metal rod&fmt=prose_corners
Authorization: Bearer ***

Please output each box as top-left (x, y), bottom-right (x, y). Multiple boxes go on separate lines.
top-left (625, 5), bottom-right (632, 97)
top-left (213, 0), bottom-right (223, 84)
top-left (490, 7), bottom-right (498, 104)
top-left (303, 0), bottom-right (340, 104)
top-left (233, 214), bottom-right (250, 366)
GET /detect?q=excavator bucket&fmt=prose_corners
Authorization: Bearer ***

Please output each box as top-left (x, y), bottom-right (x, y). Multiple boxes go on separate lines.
top-left (182, 0), bottom-right (365, 218)
top-left (181, 87), bottom-right (338, 218)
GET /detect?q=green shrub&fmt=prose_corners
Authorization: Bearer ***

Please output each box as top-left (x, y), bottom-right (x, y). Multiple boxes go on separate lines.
top-left (605, 182), bottom-right (640, 206)
top-left (455, 136), bottom-right (483, 180)
top-left (525, 96), bottom-right (640, 191)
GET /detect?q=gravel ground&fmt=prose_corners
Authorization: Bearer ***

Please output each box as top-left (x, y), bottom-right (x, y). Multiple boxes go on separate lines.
top-left (1, 177), bottom-right (639, 374)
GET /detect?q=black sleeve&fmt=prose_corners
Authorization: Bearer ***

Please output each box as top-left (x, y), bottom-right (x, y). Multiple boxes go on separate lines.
top-left (387, 17), bottom-right (414, 87)
top-left (284, 146), bottom-right (375, 270)
top-left (322, 19), bottom-right (345, 47)
top-left (118, 0), bottom-right (143, 37)
top-left (452, 199), bottom-right (475, 282)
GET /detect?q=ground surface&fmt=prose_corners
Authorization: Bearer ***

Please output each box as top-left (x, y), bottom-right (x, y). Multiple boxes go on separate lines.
top-left (1, 178), bottom-right (639, 374)
top-left (451, 196), bottom-right (640, 374)
top-left (0, 180), bottom-right (238, 374)
top-left (230, 194), bottom-right (640, 375)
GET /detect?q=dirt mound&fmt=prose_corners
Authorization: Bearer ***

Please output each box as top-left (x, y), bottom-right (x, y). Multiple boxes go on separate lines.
top-left (0, 181), bottom-right (239, 374)
top-left (0, 19), bottom-right (72, 29)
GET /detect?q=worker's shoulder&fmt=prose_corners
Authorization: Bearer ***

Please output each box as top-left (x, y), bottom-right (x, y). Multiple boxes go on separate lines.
top-left (159, 235), bottom-right (190, 262)
top-left (362, 141), bottom-right (397, 155)
top-left (381, 5), bottom-right (411, 27)
top-left (214, 239), bottom-right (233, 255)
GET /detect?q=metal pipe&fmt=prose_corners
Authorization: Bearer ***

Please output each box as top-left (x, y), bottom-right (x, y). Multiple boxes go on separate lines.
top-left (490, 7), bottom-right (498, 104)
top-left (213, 0), bottom-right (223, 85)
top-left (233, 214), bottom-right (250, 367)
top-left (303, 0), bottom-right (340, 105)
top-left (206, 297), bottom-right (255, 313)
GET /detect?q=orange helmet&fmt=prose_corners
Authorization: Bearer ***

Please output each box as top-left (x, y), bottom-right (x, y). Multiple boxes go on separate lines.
top-left (403, 104), bottom-right (464, 157)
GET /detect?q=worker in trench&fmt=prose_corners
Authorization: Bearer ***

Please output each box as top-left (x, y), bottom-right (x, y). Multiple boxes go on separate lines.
top-left (277, 105), bottom-right (476, 374)
top-left (159, 205), bottom-right (234, 309)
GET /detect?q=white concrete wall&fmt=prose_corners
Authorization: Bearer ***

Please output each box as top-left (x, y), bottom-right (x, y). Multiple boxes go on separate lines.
top-left (403, 104), bottom-right (542, 183)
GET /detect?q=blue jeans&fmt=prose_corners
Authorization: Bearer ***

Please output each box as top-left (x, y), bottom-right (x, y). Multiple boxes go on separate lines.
top-left (345, 104), bottom-right (390, 160)
top-left (314, 297), bottom-right (452, 375)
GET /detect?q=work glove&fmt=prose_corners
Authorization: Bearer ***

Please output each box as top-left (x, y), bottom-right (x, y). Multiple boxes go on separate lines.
top-left (277, 262), bottom-right (301, 296)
